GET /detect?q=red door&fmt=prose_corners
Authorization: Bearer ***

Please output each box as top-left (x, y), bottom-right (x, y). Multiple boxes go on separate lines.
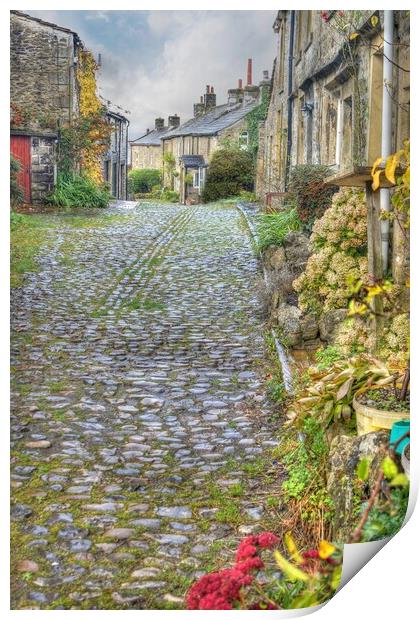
top-left (10, 135), bottom-right (31, 203)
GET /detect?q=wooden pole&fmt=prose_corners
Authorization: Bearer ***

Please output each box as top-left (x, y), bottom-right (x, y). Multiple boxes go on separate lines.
top-left (366, 182), bottom-right (384, 349)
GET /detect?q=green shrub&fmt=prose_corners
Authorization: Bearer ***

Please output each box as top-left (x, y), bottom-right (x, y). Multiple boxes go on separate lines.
top-left (10, 156), bottom-right (23, 207)
top-left (128, 168), bottom-right (161, 194)
top-left (288, 164), bottom-right (338, 232)
top-left (239, 190), bottom-right (258, 202)
top-left (46, 173), bottom-right (111, 208)
top-left (256, 207), bottom-right (301, 252)
top-left (162, 189), bottom-right (179, 203)
top-left (202, 146), bottom-right (254, 202)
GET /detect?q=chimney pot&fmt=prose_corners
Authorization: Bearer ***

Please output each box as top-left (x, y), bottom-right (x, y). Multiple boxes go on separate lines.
top-left (211, 86), bottom-right (214, 93)
top-left (206, 85), bottom-right (210, 93)
top-left (155, 117), bottom-right (165, 130)
top-left (247, 58), bottom-right (253, 86)
top-left (238, 78), bottom-right (243, 89)
top-left (263, 69), bottom-right (269, 80)
top-left (200, 95), bottom-right (203, 103)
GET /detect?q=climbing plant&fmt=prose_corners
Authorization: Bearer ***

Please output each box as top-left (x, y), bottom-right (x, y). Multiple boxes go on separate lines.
top-left (246, 88), bottom-right (270, 161)
top-left (73, 50), bottom-right (112, 185)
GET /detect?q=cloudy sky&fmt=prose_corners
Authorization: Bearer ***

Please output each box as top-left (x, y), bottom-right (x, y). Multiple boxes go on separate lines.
top-left (25, 10), bottom-right (277, 139)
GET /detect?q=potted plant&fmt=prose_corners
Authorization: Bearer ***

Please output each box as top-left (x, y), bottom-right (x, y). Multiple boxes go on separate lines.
top-left (353, 367), bottom-right (410, 435)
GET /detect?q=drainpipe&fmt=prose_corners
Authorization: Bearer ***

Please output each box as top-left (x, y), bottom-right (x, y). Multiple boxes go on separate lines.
top-left (380, 10), bottom-right (394, 274)
top-left (125, 118), bottom-right (129, 200)
top-left (285, 11), bottom-right (295, 191)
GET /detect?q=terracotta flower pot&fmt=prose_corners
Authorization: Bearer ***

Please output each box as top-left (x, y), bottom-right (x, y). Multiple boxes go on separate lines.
top-left (353, 394), bottom-right (410, 436)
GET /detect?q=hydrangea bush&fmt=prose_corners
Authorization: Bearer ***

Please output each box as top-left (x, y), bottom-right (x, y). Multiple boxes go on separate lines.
top-left (293, 189), bottom-right (368, 316)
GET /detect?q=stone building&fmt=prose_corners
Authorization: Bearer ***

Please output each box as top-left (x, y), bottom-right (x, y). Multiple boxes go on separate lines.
top-left (130, 115), bottom-right (180, 172)
top-left (103, 110), bottom-right (130, 200)
top-left (10, 10), bottom-right (82, 203)
top-left (162, 60), bottom-right (270, 203)
top-left (10, 10), bottom-right (130, 203)
top-left (256, 10), bottom-right (410, 202)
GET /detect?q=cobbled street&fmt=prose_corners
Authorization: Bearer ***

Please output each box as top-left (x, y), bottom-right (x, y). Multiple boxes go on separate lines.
top-left (11, 202), bottom-right (281, 609)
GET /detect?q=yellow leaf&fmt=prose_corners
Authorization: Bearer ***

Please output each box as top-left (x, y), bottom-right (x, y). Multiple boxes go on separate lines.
top-left (384, 152), bottom-right (401, 185)
top-left (371, 15), bottom-right (379, 27)
top-left (284, 532), bottom-right (304, 565)
top-left (371, 156), bottom-right (384, 175)
top-left (319, 540), bottom-right (336, 560)
top-left (390, 473), bottom-right (409, 487)
top-left (372, 169), bottom-right (383, 191)
top-left (349, 32), bottom-right (360, 40)
top-left (274, 551), bottom-right (309, 582)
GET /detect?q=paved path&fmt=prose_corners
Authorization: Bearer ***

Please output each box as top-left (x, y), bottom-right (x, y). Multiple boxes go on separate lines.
top-left (11, 202), bottom-right (279, 609)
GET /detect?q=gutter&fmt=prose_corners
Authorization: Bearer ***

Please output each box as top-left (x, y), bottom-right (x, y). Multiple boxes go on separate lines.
top-left (285, 10), bottom-right (295, 191)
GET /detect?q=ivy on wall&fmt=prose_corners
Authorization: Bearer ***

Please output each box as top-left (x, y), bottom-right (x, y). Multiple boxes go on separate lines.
top-left (246, 88), bottom-right (270, 161)
top-left (75, 50), bottom-right (112, 185)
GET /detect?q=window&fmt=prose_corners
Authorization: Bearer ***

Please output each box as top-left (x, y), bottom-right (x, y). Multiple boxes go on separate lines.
top-left (199, 167), bottom-right (206, 191)
top-left (239, 131), bottom-right (249, 149)
top-left (193, 171), bottom-right (200, 188)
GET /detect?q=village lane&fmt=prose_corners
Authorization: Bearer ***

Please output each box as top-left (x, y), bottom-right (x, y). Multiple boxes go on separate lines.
top-left (11, 202), bottom-right (281, 609)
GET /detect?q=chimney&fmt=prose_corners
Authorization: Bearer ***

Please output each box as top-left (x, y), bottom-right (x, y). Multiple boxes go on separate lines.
top-left (263, 70), bottom-right (269, 81)
top-left (155, 117), bottom-right (165, 130)
top-left (238, 78), bottom-right (243, 89)
top-left (194, 102), bottom-right (205, 118)
top-left (204, 86), bottom-right (216, 110)
top-left (247, 58), bottom-right (253, 86)
top-left (168, 114), bottom-right (180, 129)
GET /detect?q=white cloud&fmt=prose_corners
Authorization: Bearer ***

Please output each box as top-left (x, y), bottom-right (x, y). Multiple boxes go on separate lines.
top-left (21, 10), bottom-right (277, 139)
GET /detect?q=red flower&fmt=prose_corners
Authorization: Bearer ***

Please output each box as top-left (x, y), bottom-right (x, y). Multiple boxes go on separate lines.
top-left (257, 532), bottom-right (280, 548)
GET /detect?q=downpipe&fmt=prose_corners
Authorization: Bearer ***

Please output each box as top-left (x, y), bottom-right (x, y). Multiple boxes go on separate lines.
top-left (380, 10), bottom-right (394, 275)
top-left (236, 203), bottom-right (294, 394)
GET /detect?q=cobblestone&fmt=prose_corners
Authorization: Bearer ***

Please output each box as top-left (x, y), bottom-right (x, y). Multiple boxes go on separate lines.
top-left (11, 201), bottom-right (280, 609)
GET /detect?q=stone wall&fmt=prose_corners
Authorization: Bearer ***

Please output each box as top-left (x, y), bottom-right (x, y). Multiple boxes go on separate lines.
top-left (31, 137), bottom-right (56, 203)
top-left (131, 144), bottom-right (162, 171)
top-left (10, 11), bottom-right (79, 134)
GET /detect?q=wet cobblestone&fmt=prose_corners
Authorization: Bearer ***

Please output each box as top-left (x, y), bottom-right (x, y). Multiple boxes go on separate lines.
top-left (11, 201), bottom-right (280, 609)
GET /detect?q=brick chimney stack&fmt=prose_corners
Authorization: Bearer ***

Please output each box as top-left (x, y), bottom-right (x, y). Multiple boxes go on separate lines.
top-left (204, 85), bottom-right (216, 110)
top-left (168, 114), bottom-right (180, 129)
top-left (155, 117), bottom-right (165, 130)
top-left (247, 58), bottom-right (253, 86)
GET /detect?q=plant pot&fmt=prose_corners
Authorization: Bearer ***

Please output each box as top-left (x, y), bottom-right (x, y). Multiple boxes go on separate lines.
top-left (353, 394), bottom-right (410, 436)
top-left (401, 443), bottom-right (410, 480)
top-left (389, 420), bottom-right (410, 455)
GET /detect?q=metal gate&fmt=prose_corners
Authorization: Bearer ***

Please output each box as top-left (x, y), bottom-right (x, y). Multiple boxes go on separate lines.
top-left (10, 135), bottom-right (31, 203)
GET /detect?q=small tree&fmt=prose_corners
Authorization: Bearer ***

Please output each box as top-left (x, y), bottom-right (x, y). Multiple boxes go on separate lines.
top-left (163, 152), bottom-right (176, 190)
top-left (202, 146), bottom-right (255, 202)
top-left (128, 168), bottom-right (161, 194)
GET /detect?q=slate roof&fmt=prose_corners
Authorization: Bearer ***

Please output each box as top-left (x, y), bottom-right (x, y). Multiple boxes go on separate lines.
top-left (180, 155), bottom-right (207, 168)
top-left (131, 127), bottom-right (171, 146)
top-left (164, 100), bottom-right (259, 139)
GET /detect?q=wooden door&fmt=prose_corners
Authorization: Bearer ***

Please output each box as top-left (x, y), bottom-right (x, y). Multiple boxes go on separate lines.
top-left (10, 135), bottom-right (31, 203)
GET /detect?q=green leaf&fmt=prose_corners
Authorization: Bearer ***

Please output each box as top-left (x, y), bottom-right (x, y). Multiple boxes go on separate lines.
top-left (356, 458), bottom-right (371, 481)
top-left (390, 473), bottom-right (409, 487)
top-left (382, 456), bottom-right (399, 480)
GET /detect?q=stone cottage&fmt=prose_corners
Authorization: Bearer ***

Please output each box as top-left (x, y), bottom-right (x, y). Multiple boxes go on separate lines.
top-left (10, 10), bottom-right (82, 203)
top-left (130, 115), bottom-right (180, 172)
top-left (257, 10), bottom-right (410, 201)
top-left (256, 10), bottom-right (410, 351)
top-left (103, 110), bottom-right (130, 200)
top-left (10, 10), bottom-right (130, 203)
top-left (162, 60), bottom-right (271, 203)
